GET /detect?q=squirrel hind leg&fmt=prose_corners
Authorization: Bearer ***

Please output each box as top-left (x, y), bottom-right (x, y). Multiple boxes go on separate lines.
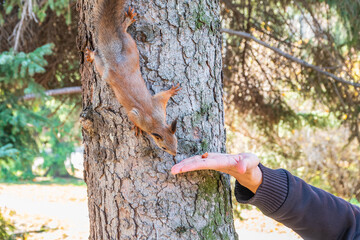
top-left (169, 83), bottom-right (182, 97)
top-left (85, 48), bottom-right (95, 63)
top-left (123, 7), bottom-right (137, 31)
top-left (86, 48), bottom-right (105, 77)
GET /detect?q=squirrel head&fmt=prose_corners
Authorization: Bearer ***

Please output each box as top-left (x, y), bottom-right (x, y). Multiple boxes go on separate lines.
top-left (150, 118), bottom-right (178, 156)
top-left (129, 108), bottom-right (178, 155)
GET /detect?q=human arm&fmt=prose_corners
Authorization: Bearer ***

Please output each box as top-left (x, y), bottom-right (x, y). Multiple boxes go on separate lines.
top-left (171, 153), bottom-right (360, 240)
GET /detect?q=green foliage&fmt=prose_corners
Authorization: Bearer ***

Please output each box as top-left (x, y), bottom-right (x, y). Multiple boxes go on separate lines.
top-left (1, 0), bottom-right (72, 25)
top-left (314, 0), bottom-right (360, 48)
top-left (39, 98), bottom-right (80, 177)
top-left (0, 144), bottom-right (19, 163)
top-left (0, 43), bottom-right (81, 180)
top-left (0, 0), bottom-right (81, 180)
top-left (0, 44), bottom-right (53, 81)
top-left (0, 209), bottom-right (15, 240)
top-left (0, 45), bottom-right (54, 179)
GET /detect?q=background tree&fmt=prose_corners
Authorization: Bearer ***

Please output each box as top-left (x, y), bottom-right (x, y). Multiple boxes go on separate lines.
top-left (221, 0), bottom-right (360, 200)
top-left (0, 0), bottom-right (81, 179)
top-left (78, 0), bottom-right (238, 239)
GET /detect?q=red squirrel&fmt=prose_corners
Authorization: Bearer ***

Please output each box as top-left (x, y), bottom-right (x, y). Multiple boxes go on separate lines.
top-left (85, 0), bottom-right (180, 156)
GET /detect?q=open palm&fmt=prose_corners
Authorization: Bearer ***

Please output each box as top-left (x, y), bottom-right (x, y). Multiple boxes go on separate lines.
top-left (172, 153), bottom-right (263, 193)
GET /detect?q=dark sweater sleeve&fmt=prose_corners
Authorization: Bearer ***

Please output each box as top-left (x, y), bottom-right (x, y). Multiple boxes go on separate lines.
top-left (234, 164), bottom-right (360, 240)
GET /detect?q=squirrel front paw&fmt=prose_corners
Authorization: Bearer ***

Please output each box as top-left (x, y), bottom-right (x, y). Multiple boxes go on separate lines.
top-left (85, 48), bottom-right (95, 63)
top-left (132, 125), bottom-right (143, 136)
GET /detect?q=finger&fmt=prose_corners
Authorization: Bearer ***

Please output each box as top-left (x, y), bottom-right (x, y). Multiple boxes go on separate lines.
top-left (172, 153), bottom-right (227, 172)
top-left (171, 155), bottom-right (202, 174)
top-left (171, 156), bottom-right (233, 175)
top-left (177, 153), bottom-right (231, 164)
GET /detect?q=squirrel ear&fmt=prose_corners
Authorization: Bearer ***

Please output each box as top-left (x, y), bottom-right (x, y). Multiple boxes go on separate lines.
top-left (129, 108), bottom-right (142, 125)
top-left (170, 118), bottom-right (178, 134)
top-left (130, 108), bottom-right (140, 116)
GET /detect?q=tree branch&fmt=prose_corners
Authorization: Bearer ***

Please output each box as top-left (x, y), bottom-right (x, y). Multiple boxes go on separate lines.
top-left (12, 0), bottom-right (38, 52)
top-left (221, 28), bottom-right (360, 88)
top-left (22, 86), bottom-right (82, 100)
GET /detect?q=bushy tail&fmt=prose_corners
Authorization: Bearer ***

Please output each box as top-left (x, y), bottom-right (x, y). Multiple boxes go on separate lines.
top-left (95, 0), bottom-right (126, 57)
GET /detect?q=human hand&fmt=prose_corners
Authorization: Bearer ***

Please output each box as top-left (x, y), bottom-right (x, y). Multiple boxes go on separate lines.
top-left (171, 153), bottom-right (263, 193)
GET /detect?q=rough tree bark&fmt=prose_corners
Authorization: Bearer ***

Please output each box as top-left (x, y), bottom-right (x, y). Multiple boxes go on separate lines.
top-left (77, 0), bottom-right (237, 239)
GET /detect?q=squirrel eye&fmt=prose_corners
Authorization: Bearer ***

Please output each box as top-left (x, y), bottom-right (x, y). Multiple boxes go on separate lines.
top-left (151, 133), bottom-right (163, 140)
top-left (162, 147), bottom-right (167, 150)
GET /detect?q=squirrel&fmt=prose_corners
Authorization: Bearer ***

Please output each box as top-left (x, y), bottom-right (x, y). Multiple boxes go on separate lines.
top-left (85, 0), bottom-right (181, 156)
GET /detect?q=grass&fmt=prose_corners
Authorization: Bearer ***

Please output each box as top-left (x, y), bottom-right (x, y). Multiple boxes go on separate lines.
top-left (0, 177), bottom-right (86, 186)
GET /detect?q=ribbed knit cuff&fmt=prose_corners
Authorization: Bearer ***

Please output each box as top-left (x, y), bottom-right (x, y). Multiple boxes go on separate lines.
top-left (234, 164), bottom-right (289, 215)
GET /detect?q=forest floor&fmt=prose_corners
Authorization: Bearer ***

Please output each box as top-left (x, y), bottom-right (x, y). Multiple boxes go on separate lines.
top-left (0, 181), bottom-right (301, 240)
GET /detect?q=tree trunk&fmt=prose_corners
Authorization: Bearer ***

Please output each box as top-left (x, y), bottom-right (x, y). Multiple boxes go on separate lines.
top-left (45, 161), bottom-right (72, 178)
top-left (77, 0), bottom-right (237, 239)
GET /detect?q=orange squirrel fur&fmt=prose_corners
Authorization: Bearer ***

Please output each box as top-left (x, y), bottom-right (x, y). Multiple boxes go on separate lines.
top-left (85, 0), bottom-right (180, 156)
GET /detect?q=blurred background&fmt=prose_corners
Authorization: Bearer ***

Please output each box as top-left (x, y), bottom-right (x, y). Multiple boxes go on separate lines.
top-left (0, 0), bottom-right (359, 239)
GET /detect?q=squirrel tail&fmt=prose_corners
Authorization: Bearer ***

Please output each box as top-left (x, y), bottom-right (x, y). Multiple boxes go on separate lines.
top-left (95, 0), bottom-right (127, 58)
